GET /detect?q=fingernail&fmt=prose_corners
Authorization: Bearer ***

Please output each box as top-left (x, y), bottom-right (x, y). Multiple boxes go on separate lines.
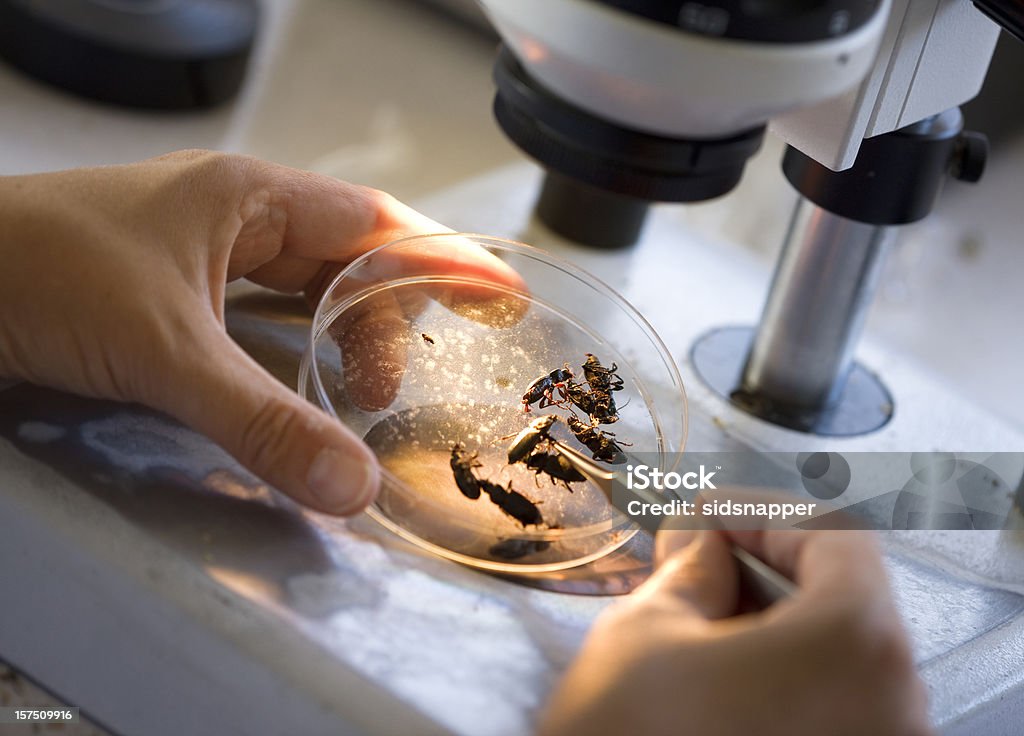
top-left (306, 448), bottom-right (379, 514)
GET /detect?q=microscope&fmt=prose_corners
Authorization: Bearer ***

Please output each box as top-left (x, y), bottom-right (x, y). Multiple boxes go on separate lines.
top-left (476, 0), bottom-right (1023, 438)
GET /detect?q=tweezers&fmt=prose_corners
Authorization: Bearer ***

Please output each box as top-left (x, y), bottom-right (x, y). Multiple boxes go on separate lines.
top-left (548, 439), bottom-right (797, 605)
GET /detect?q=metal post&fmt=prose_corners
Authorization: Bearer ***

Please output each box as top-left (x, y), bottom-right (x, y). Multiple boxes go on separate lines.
top-left (740, 197), bottom-right (895, 411)
top-left (692, 109), bottom-right (986, 435)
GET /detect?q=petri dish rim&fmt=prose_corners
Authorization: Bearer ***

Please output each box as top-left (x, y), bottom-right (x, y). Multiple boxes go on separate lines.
top-left (302, 233), bottom-right (689, 562)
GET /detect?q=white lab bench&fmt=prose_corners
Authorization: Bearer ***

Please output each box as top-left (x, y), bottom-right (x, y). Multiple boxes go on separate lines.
top-left (1, 1), bottom-right (1023, 735)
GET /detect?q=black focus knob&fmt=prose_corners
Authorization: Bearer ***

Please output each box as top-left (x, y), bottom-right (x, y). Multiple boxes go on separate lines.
top-left (951, 131), bottom-right (989, 183)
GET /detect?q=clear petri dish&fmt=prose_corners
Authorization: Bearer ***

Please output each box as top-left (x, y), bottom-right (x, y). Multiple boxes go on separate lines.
top-left (298, 234), bottom-right (687, 573)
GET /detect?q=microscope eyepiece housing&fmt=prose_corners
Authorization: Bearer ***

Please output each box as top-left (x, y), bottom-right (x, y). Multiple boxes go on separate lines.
top-left (479, 0), bottom-right (890, 246)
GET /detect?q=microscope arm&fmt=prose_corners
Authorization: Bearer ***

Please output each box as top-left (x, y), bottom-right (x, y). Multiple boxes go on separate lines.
top-left (773, 0), bottom-right (1001, 171)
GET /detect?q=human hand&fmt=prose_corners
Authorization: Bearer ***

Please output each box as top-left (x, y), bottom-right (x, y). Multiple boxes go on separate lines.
top-left (540, 522), bottom-right (930, 736)
top-left (0, 150), bottom-right (520, 515)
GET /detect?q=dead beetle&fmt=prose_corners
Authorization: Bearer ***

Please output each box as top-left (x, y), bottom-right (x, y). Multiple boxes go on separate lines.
top-left (582, 353), bottom-right (624, 393)
top-left (481, 480), bottom-right (544, 527)
top-left (450, 443), bottom-right (483, 499)
top-left (506, 414), bottom-right (559, 464)
top-left (522, 363), bottom-right (574, 412)
top-left (562, 379), bottom-right (598, 416)
top-left (563, 378), bottom-right (620, 425)
top-left (489, 537), bottom-right (552, 560)
top-left (525, 450), bottom-right (586, 490)
top-left (579, 354), bottom-right (624, 424)
top-left (566, 415), bottom-right (626, 464)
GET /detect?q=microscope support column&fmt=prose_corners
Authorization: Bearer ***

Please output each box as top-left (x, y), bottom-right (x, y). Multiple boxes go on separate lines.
top-left (741, 201), bottom-right (895, 412)
top-left (694, 107), bottom-right (988, 436)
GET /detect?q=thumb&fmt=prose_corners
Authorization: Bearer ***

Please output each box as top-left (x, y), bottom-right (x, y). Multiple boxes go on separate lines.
top-left (635, 529), bottom-right (739, 620)
top-left (164, 327), bottom-right (379, 515)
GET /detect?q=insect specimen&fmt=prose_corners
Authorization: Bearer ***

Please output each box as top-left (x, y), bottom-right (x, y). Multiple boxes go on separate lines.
top-left (565, 415), bottom-right (626, 464)
top-left (525, 450), bottom-right (586, 490)
top-left (449, 443), bottom-right (544, 526)
top-left (450, 443), bottom-right (483, 499)
top-left (582, 353), bottom-right (624, 393)
top-left (521, 363), bottom-right (574, 412)
top-left (506, 414), bottom-right (559, 464)
top-left (489, 537), bottom-right (552, 560)
top-left (480, 480), bottom-right (544, 527)
top-left (573, 353), bottom-right (624, 424)
top-left (504, 415), bottom-right (585, 490)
